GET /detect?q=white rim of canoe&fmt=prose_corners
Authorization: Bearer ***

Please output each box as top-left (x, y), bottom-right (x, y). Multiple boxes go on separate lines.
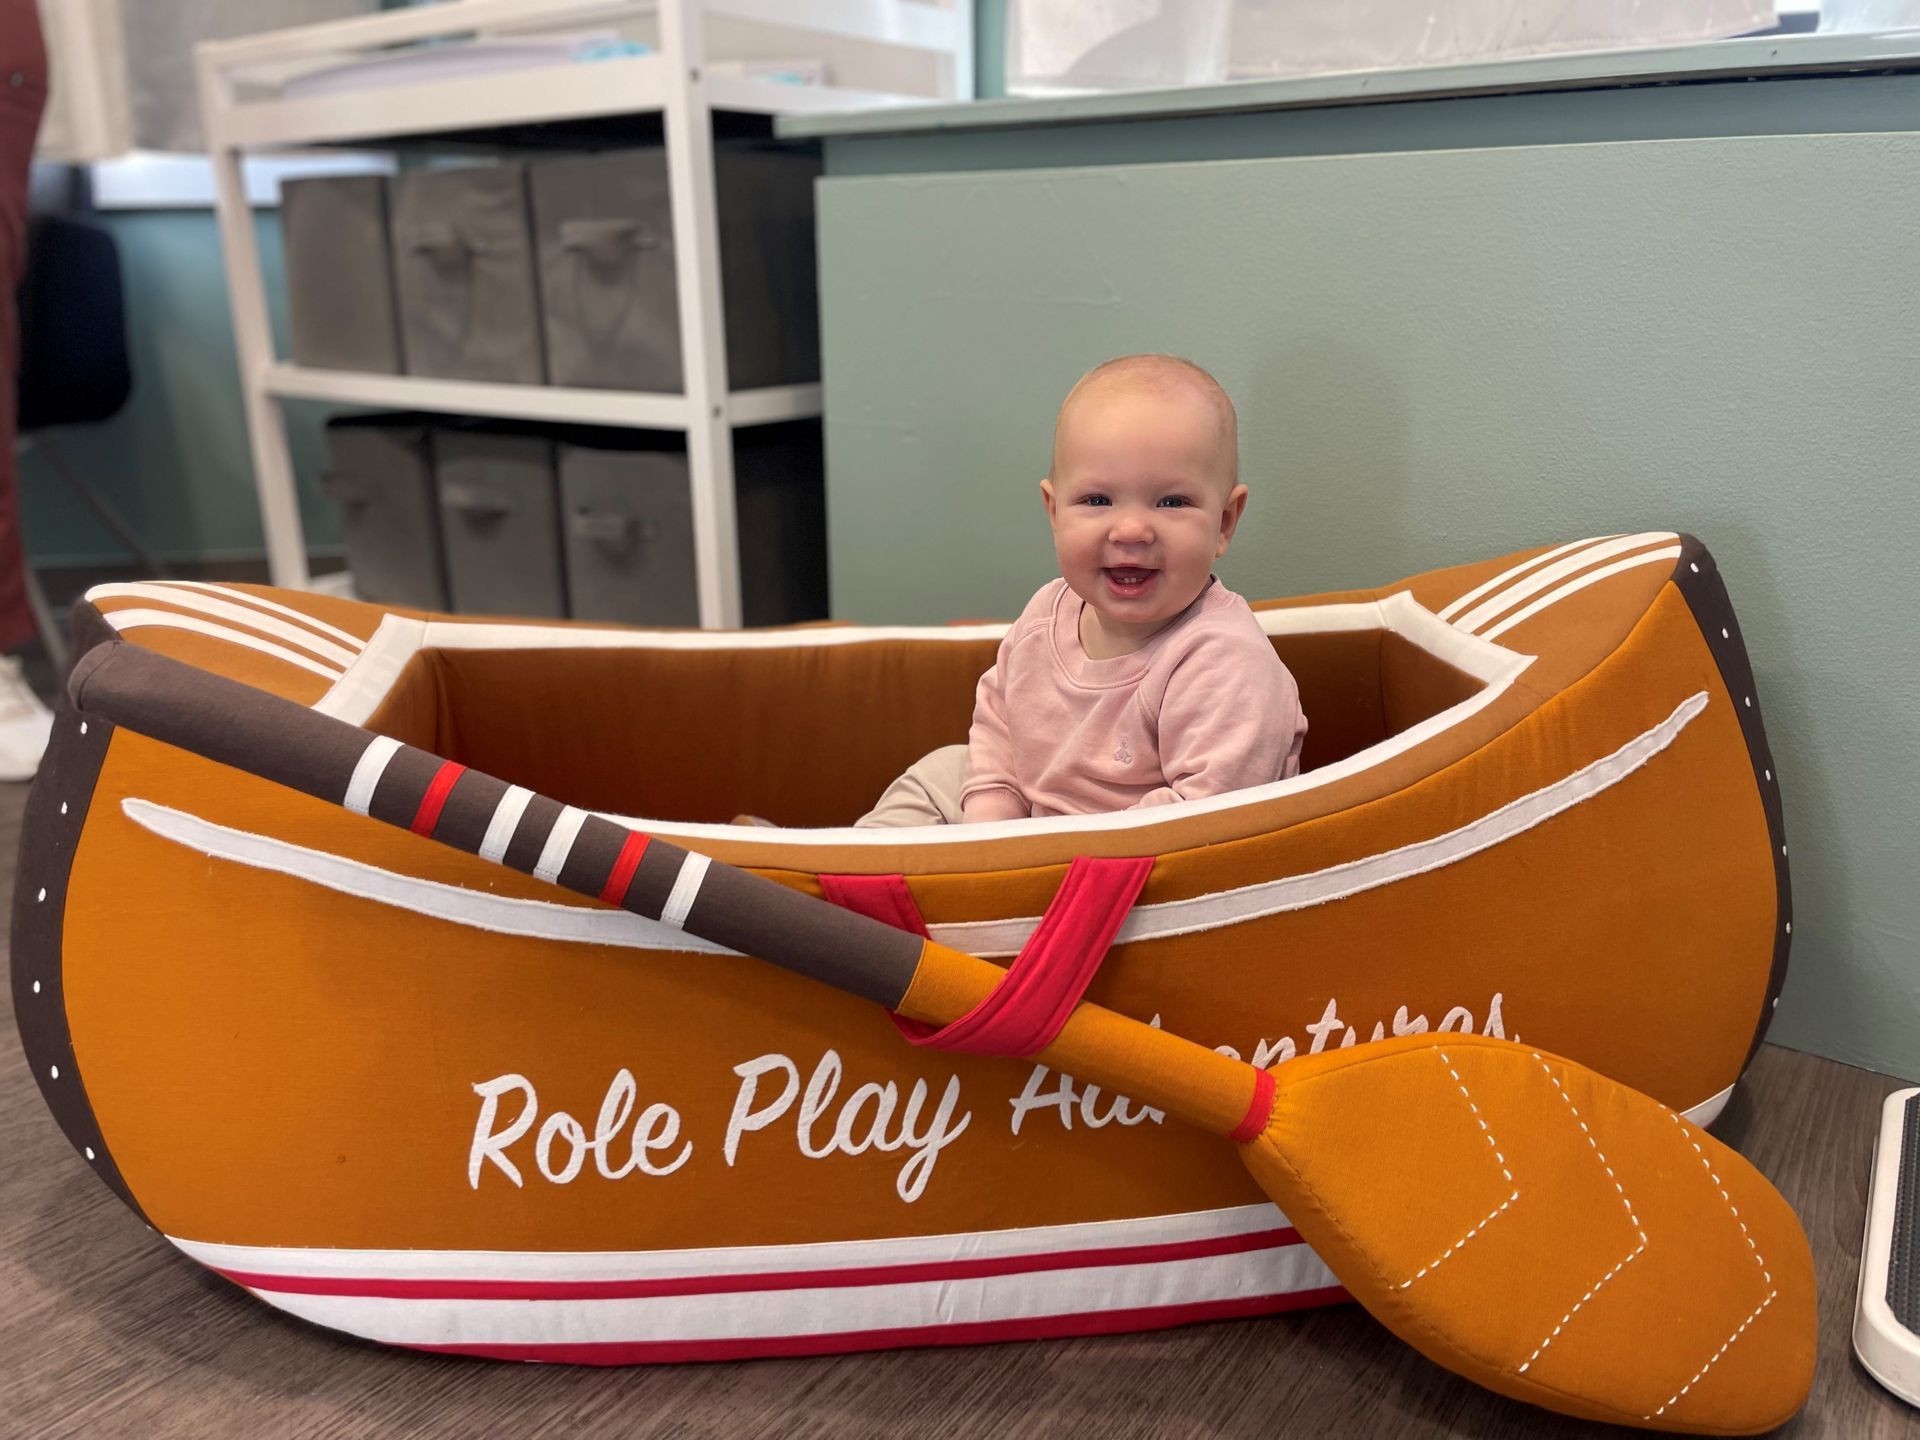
top-left (84, 535), bottom-right (1692, 852)
top-left (303, 588), bottom-right (1536, 849)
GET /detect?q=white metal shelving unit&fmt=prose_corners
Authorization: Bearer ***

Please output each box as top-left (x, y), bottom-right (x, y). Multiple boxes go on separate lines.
top-left (196, 0), bottom-right (971, 627)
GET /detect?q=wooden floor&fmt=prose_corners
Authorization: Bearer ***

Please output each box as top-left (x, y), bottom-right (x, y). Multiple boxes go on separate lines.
top-left (1, 778), bottom-right (1914, 1439)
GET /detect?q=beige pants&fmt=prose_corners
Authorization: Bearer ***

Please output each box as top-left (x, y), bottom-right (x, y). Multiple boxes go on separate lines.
top-left (856, 744), bottom-right (970, 827)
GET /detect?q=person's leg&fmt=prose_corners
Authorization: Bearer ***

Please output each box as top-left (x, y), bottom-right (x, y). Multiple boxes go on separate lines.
top-left (0, 1), bottom-right (47, 654)
top-left (0, 0), bottom-right (52, 781)
top-left (854, 744), bottom-right (971, 828)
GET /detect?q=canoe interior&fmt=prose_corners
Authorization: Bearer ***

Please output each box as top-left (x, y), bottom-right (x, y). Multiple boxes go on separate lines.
top-left (365, 626), bottom-right (1486, 827)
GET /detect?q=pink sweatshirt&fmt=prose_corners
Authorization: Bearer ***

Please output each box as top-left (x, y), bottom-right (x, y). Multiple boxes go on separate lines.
top-left (961, 578), bottom-right (1307, 820)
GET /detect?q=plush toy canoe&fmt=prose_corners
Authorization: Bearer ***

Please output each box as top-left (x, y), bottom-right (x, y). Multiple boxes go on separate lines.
top-left (13, 531), bottom-right (1790, 1368)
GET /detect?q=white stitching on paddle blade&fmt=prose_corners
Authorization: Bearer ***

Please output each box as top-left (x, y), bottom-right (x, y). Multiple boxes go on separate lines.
top-left (1515, 1054), bottom-right (1649, 1374)
top-left (1645, 1113), bottom-right (1777, 1420)
top-left (1397, 1050), bottom-right (1520, 1290)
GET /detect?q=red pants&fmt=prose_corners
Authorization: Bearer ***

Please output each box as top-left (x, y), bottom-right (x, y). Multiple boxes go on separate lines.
top-left (0, 0), bottom-right (48, 651)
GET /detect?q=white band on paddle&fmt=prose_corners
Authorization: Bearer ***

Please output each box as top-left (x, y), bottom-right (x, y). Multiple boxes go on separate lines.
top-left (344, 736), bottom-right (403, 816)
top-left (533, 806), bottom-right (588, 885)
top-left (660, 854), bottom-right (711, 931)
top-left (479, 786), bottom-right (534, 865)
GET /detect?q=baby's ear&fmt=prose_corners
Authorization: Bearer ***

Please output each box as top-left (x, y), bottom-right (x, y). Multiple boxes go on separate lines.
top-left (1039, 476), bottom-right (1056, 519)
top-left (1216, 483), bottom-right (1250, 555)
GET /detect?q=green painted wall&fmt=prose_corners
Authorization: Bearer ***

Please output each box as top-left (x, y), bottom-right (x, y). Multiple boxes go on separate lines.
top-left (18, 210), bottom-right (342, 567)
top-left (818, 130), bottom-right (1920, 1080)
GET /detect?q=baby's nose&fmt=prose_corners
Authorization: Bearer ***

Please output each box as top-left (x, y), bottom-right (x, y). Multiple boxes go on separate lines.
top-left (1108, 509), bottom-right (1154, 542)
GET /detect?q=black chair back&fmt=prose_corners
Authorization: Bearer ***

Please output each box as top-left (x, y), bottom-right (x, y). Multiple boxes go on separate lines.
top-left (16, 215), bottom-right (132, 432)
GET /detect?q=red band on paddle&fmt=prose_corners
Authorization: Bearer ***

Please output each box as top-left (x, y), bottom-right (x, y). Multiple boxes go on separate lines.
top-left (823, 855), bottom-right (1154, 1058)
top-left (1228, 1067), bottom-right (1276, 1144)
top-left (600, 831), bottom-right (651, 904)
top-left (410, 761), bottom-right (466, 837)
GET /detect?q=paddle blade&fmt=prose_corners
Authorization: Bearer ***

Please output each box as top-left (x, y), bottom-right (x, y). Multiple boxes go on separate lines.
top-left (1239, 1033), bottom-right (1814, 1435)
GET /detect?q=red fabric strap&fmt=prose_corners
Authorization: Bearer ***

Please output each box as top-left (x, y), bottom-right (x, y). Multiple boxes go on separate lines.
top-left (1228, 1067), bottom-right (1276, 1144)
top-left (822, 855), bottom-right (1153, 1058)
top-left (411, 761), bottom-right (466, 837)
top-left (820, 872), bottom-right (932, 943)
top-left (600, 831), bottom-right (652, 903)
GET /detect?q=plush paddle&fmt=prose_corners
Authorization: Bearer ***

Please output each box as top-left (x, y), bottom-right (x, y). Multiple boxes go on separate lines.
top-left (66, 639), bottom-right (1815, 1433)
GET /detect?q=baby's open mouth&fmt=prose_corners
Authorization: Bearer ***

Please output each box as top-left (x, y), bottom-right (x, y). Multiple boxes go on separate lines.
top-left (1104, 566), bottom-right (1159, 598)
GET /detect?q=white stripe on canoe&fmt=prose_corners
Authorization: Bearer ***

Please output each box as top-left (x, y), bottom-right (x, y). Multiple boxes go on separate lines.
top-left (1684, 1084), bottom-right (1735, 1130)
top-left (101, 610), bottom-right (344, 680)
top-left (171, 1202), bottom-right (1290, 1282)
top-left (124, 795), bottom-right (735, 953)
top-left (1480, 548), bottom-right (1685, 642)
top-left (136, 580), bottom-right (368, 650)
top-left (478, 786), bottom-right (534, 865)
top-left (118, 690), bottom-right (1704, 961)
top-left (162, 1073), bottom-right (1726, 1342)
top-left (1455, 532), bottom-right (1678, 635)
top-left (220, 1243), bottom-right (1337, 1349)
top-left (171, 1084), bottom-right (1738, 1294)
top-left (533, 807), bottom-right (588, 885)
top-left (344, 737), bottom-right (403, 817)
top-left (946, 690), bottom-right (1706, 956)
top-left (158, 1047), bottom-right (1723, 1294)
top-left (87, 584), bottom-right (362, 667)
top-left (1437, 535), bottom-right (1622, 622)
top-left (314, 614), bottom-right (429, 724)
top-left (659, 854), bottom-right (710, 930)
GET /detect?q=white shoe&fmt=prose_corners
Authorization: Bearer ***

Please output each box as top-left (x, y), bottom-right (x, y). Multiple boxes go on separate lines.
top-left (0, 655), bottom-right (54, 782)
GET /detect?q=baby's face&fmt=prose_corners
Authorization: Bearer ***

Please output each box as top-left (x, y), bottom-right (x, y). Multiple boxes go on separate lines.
top-left (1043, 382), bottom-right (1247, 646)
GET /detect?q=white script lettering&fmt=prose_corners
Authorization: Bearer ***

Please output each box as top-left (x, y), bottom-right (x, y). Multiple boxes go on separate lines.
top-left (468, 1069), bottom-right (691, 1189)
top-left (723, 1049), bottom-right (972, 1203)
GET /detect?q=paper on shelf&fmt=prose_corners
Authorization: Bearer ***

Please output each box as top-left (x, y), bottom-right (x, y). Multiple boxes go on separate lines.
top-left (280, 32), bottom-right (652, 100)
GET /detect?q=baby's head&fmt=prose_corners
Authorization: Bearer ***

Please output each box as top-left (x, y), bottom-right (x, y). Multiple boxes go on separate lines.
top-left (1041, 354), bottom-right (1247, 651)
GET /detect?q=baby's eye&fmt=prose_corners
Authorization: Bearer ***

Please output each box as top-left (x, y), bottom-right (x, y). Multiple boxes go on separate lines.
top-left (1157, 496), bottom-right (1192, 509)
top-left (1080, 495), bottom-right (1111, 507)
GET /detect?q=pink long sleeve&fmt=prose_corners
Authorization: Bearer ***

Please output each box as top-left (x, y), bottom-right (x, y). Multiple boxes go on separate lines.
top-left (960, 579), bottom-right (1307, 821)
top-left (960, 630), bottom-right (1030, 821)
top-left (1130, 627), bottom-right (1305, 808)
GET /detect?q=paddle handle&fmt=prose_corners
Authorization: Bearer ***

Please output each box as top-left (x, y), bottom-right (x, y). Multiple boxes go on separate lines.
top-left (67, 639), bottom-right (1270, 1139)
top-left (69, 639), bottom-right (924, 1007)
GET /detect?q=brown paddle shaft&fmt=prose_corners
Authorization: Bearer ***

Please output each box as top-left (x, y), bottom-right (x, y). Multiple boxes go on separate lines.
top-left (65, 638), bottom-right (1266, 1139)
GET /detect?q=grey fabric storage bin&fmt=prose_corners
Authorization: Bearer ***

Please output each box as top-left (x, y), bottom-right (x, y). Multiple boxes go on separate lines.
top-left (529, 145), bottom-right (821, 392)
top-left (531, 154), bottom-right (678, 394)
top-left (321, 415), bottom-right (448, 610)
top-left (282, 176), bottom-right (404, 373)
top-left (560, 435), bottom-right (697, 626)
top-left (434, 428), bottom-right (568, 618)
top-left (559, 420), bottom-right (827, 627)
top-left (392, 165), bottom-right (546, 384)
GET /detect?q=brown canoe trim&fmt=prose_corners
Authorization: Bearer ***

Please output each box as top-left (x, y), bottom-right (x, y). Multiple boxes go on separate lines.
top-left (8, 601), bottom-right (151, 1226)
top-left (1670, 537), bottom-right (1792, 1076)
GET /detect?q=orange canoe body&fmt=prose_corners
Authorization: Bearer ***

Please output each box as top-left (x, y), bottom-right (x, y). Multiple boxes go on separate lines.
top-left (12, 532), bottom-right (1788, 1362)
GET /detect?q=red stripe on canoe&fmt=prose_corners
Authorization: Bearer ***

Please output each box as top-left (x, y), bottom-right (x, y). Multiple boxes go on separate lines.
top-left (215, 1225), bottom-right (1303, 1301)
top-left (400, 1287), bottom-right (1353, 1365)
